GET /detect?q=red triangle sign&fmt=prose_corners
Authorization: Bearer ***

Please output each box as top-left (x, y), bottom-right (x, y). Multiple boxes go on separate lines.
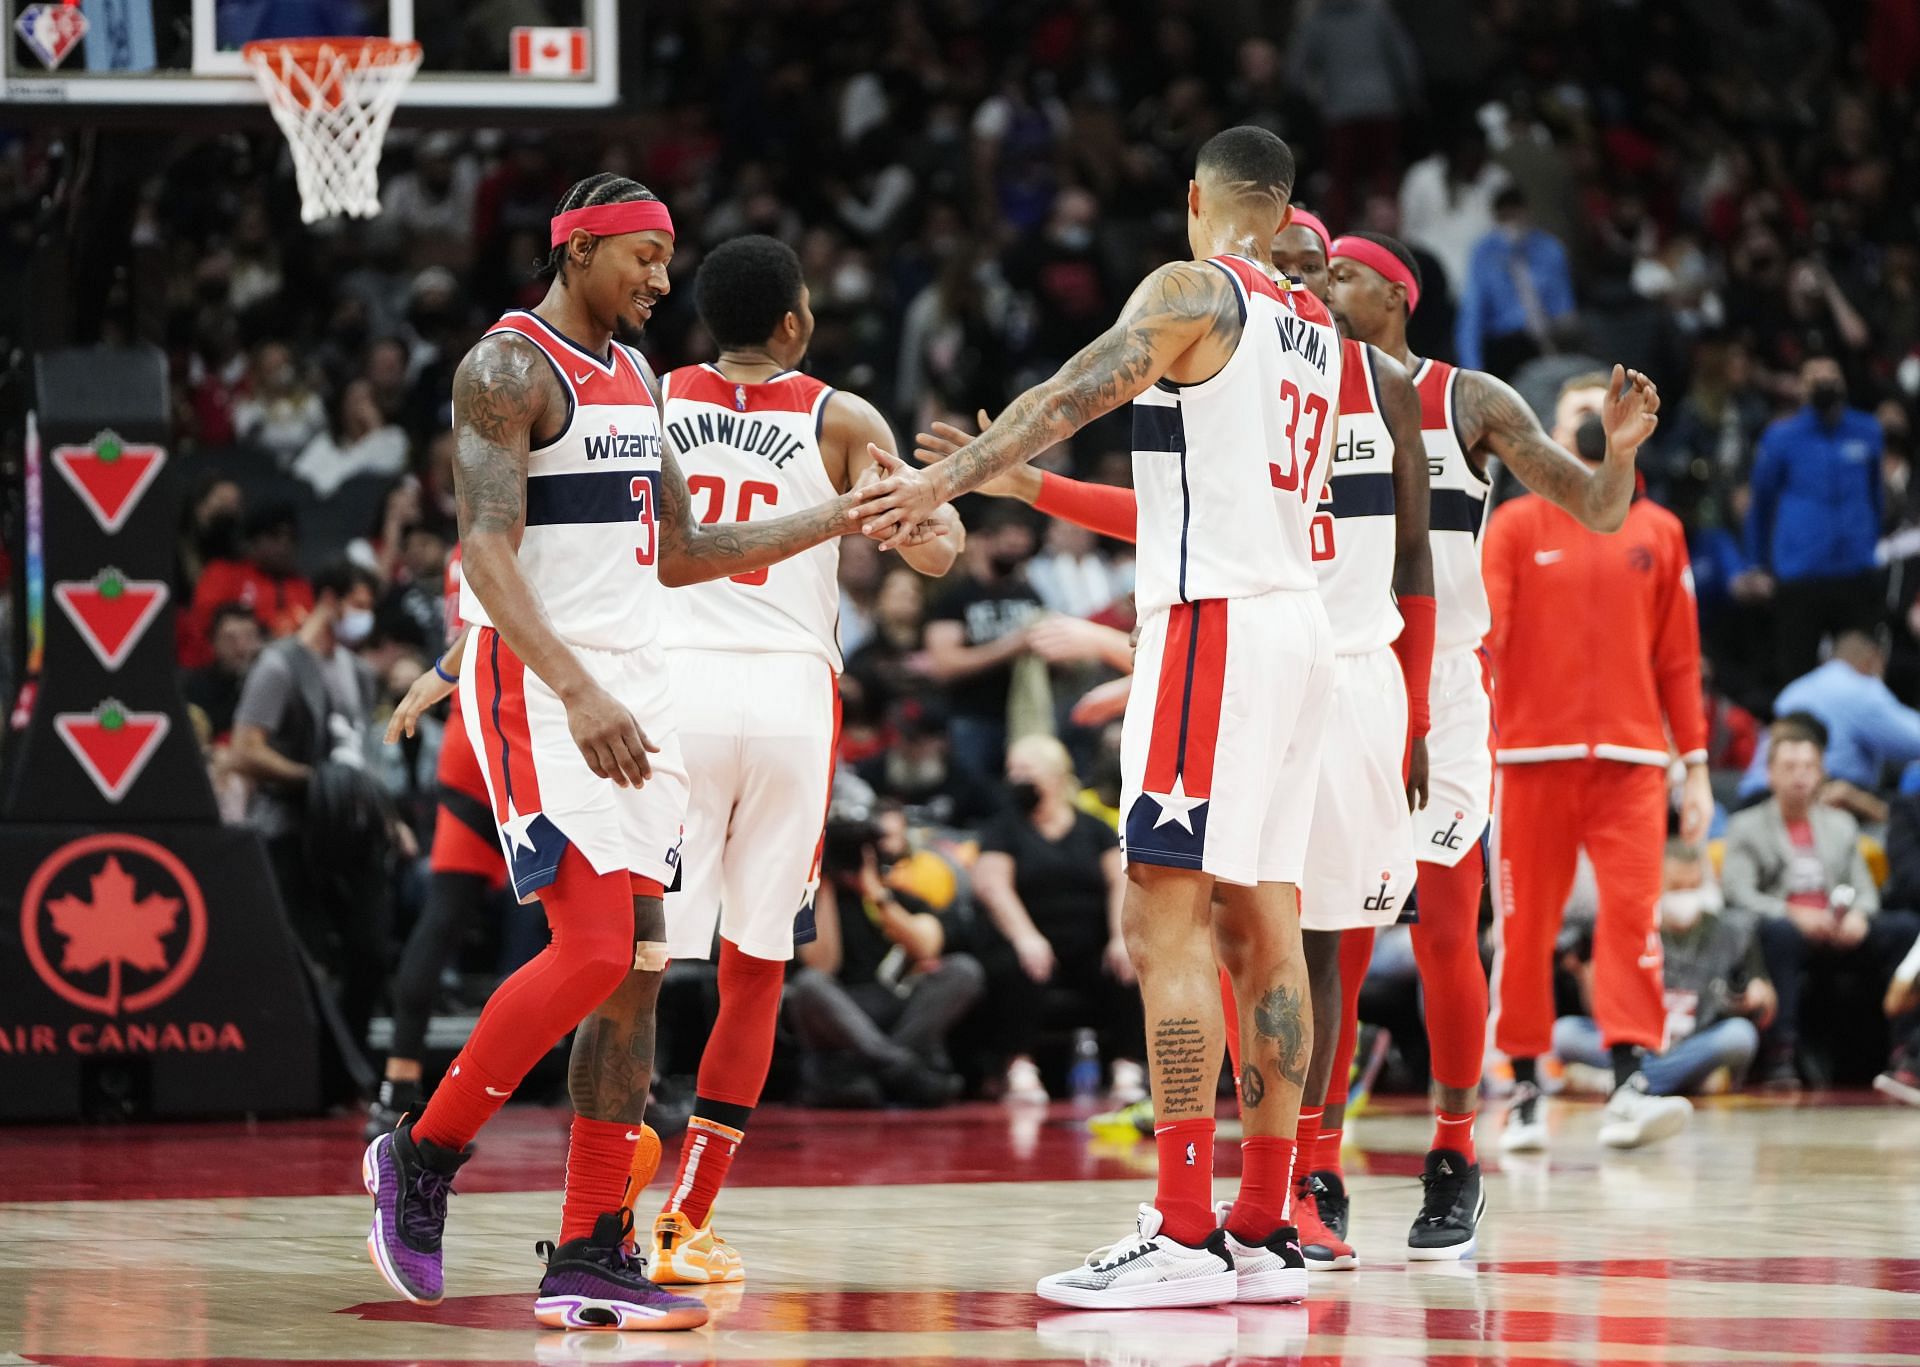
top-left (53, 570), bottom-right (169, 671)
top-left (53, 433), bottom-right (166, 535)
top-left (54, 701), bottom-right (170, 804)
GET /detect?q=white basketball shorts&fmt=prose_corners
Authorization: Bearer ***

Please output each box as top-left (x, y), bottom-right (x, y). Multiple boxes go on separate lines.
top-left (663, 649), bottom-right (839, 962)
top-left (460, 626), bottom-right (690, 903)
top-left (1412, 644), bottom-right (1494, 869)
top-left (1121, 589), bottom-right (1334, 887)
top-left (1300, 645), bottom-right (1420, 931)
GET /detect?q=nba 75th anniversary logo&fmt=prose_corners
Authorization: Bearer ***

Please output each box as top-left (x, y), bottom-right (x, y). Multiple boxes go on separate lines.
top-left (7, 834), bottom-right (241, 1057)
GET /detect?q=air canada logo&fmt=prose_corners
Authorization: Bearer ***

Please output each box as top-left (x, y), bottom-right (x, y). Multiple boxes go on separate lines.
top-left (21, 834), bottom-right (207, 1017)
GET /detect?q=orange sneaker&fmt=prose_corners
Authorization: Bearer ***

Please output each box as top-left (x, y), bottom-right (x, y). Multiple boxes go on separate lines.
top-left (648, 1209), bottom-right (745, 1285)
top-left (1292, 1177), bottom-right (1357, 1270)
top-left (616, 1125), bottom-right (662, 1255)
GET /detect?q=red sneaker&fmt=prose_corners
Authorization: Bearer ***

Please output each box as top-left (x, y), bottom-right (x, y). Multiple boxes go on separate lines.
top-left (1291, 1176), bottom-right (1357, 1270)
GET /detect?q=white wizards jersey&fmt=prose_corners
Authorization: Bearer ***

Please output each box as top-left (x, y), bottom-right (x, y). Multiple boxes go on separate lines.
top-left (656, 364), bottom-right (843, 671)
top-left (1314, 337), bottom-right (1402, 656)
top-left (459, 309), bottom-right (669, 653)
top-left (1132, 254), bottom-right (1342, 617)
top-left (1412, 358), bottom-right (1492, 652)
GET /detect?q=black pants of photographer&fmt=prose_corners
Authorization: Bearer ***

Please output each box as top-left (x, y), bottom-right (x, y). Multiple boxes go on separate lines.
top-left (268, 831), bottom-right (389, 1095)
top-left (1758, 909), bottom-right (1920, 1080)
top-left (977, 928), bottom-right (1146, 1070)
top-left (787, 955), bottom-right (986, 1089)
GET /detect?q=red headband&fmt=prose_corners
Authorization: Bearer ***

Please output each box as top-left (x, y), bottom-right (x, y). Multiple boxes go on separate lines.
top-left (1329, 235), bottom-right (1419, 315)
top-left (550, 200), bottom-right (675, 247)
top-left (1288, 209), bottom-right (1331, 252)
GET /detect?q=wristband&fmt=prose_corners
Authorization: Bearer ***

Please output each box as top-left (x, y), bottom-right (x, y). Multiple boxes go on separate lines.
top-left (434, 656), bottom-right (459, 684)
top-left (1391, 595), bottom-right (1436, 738)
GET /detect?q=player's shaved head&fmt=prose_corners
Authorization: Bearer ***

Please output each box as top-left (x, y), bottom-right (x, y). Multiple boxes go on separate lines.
top-left (1195, 126), bottom-right (1295, 207)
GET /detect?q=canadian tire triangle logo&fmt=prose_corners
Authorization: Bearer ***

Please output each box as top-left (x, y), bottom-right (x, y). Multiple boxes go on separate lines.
top-left (53, 432), bottom-right (166, 535)
top-left (54, 701), bottom-right (170, 804)
top-left (54, 570), bottom-right (169, 670)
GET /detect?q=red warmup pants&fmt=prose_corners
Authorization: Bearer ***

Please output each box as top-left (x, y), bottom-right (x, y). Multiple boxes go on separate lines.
top-left (1491, 759), bottom-right (1668, 1058)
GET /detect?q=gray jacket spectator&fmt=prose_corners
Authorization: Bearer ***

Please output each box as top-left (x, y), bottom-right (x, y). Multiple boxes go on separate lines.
top-left (1722, 792), bottom-right (1878, 923)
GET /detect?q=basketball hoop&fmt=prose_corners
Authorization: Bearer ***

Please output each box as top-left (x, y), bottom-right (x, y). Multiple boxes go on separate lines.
top-left (243, 38), bottom-right (423, 224)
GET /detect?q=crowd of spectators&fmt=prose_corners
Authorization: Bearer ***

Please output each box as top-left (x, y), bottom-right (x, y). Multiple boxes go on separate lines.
top-left (7, 0), bottom-right (1920, 1106)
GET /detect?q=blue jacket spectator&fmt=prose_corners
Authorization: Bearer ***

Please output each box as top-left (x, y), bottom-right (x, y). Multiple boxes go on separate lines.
top-left (1455, 187), bottom-right (1575, 375)
top-left (1738, 636), bottom-right (1920, 799)
top-left (1744, 356), bottom-right (1886, 686)
top-left (1747, 411), bottom-right (1883, 583)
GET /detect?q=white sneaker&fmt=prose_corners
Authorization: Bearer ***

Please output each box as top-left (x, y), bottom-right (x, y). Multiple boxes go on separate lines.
top-left (1599, 1074), bottom-right (1692, 1149)
top-left (1500, 1081), bottom-right (1549, 1153)
top-left (1211, 1202), bottom-right (1308, 1303)
top-left (1036, 1204), bottom-right (1238, 1310)
top-left (1005, 1056), bottom-right (1050, 1105)
top-left (1109, 1058), bottom-right (1148, 1105)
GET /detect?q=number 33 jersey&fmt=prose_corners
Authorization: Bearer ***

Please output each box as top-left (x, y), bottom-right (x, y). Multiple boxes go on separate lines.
top-left (1130, 254), bottom-right (1343, 617)
top-left (656, 364), bottom-right (844, 671)
top-left (457, 309), bottom-right (669, 652)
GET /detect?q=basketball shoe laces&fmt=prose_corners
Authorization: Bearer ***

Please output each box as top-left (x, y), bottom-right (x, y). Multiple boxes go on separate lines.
top-left (1413, 1161), bottom-right (1468, 1230)
top-left (536, 1208), bottom-right (653, 1286)
top-left (405, 1167), bottom-right (453, 1247)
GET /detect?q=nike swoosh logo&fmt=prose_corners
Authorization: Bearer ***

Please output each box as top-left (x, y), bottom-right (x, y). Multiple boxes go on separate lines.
top-left (625, 1130), bottom-right (643, 1141)
top-left (485, 1086), bottom-right (511, 1097)
top-left (1534, 549), bottom-right (1564, 565)
top-left (574, 369), bottom-right (593, 384)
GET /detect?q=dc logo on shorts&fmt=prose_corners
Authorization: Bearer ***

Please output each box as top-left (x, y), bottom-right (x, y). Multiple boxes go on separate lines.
top-left (1432, 811), bottom-right (1466, 851)
top-left (665, 827), bottom-right (683, 869)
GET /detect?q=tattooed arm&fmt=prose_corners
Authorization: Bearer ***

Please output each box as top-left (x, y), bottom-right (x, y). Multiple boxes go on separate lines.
top-left (1455, 363), bottom-right (1660, 533)
top-left (851, 260), bottom-right (1241, 547)
top-left (832, 391), bottom-right (963, 577)
top-left (453, 334), bottom-right (655, 788)
top-left (629, 356), bottom-right (865, 587)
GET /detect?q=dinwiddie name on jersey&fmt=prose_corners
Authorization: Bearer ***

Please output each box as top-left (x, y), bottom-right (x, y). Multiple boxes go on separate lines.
top-left (665, 411), bottom-right (810, 470)
top-left (584, 429), bottom-right (664, 462)
top-left (1272, 311), bottom-right (1330, 373)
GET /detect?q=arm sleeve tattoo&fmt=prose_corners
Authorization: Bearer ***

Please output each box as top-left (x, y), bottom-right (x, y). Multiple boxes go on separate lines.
top-left (1454, 369), bottom-right (1629, 530)
top-left (928, 261), bottom-right (1243, 503)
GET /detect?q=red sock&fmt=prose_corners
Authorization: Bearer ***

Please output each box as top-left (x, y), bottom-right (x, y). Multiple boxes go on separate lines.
top-left (1412, 847), bottom-right (1490, 1094)
top-left (1433, 1109), bottom-right (1477, 1164)
top-left (1153, 1118), bottom-right (1217, 1245)
top-left (1218, 968), bottom-right (1241, 1084)
top-left (663, 1117), bottom-right (745, 1228)
top-left (1294, 1106), bottom-right (1323, 1178)
top-left (414, 848), bottom-right (633, 1153)
top-left (561, 1115), bottom-right (640, 1243)
top-left (1316, 1124), bottom-right (1344, 1173)
top-left (1227, 1136), bottom-right (1297, 1242)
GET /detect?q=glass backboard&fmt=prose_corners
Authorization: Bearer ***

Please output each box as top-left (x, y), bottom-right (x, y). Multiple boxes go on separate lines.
top-left (5, 0), bottom-right (618, 107)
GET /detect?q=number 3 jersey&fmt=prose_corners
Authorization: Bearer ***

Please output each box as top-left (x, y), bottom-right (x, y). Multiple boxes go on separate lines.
top-left (457, 309), bottom-right (669, 653)
top-left (1130, 254), bottom-right (1342, 617)
top-left (656, 364), bottom-right (844, 671)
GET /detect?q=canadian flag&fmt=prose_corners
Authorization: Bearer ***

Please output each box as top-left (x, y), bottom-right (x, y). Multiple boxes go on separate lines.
top-left (511, 26), bottom-right (589, 77)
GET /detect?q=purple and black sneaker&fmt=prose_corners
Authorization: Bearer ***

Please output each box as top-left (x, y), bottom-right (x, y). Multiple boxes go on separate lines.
top-left (534, 1210), bottom-right (710, 1331)
top-left (362, 1122), bottom-right (469, 1305)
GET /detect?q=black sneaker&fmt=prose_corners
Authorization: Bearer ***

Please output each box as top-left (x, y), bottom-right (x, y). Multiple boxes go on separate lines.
top-left (1406, 1148), bottom-right (1484, 1261)
top-left (1308, 1168), bottom-right (1350, 1239)
top-left (533, 1209), bottom-right (710, 1331)
top-left (363, 1078), bottom-right (423, 1141)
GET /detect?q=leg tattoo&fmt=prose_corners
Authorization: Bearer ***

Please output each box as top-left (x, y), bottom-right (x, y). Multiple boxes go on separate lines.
top-left (1256, 985), bottom-right (1311, 1089)
top-left (1241, 1061), bottom-right (1267, 1110)
top-left (566, 896), bottom-right (666, 1125)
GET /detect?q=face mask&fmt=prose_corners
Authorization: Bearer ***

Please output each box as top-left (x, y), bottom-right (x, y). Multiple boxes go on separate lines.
top-left (1008, 779), bottom-right (1042, 814)
top-left (1810, 381), bottom-right (1846, 415)
top-left (335, 606), bottom-right (375, 646)
top-left (989, 550), bottom-right (1026, 577)
top-left (1660, 889), bottom-right (1704, 932)
top-left (1575, 413), bottom-right (1607, 463)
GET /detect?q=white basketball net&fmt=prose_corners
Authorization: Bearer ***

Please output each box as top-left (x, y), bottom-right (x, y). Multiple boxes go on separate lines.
top-left (244, 39), bottom-right (423, 224)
